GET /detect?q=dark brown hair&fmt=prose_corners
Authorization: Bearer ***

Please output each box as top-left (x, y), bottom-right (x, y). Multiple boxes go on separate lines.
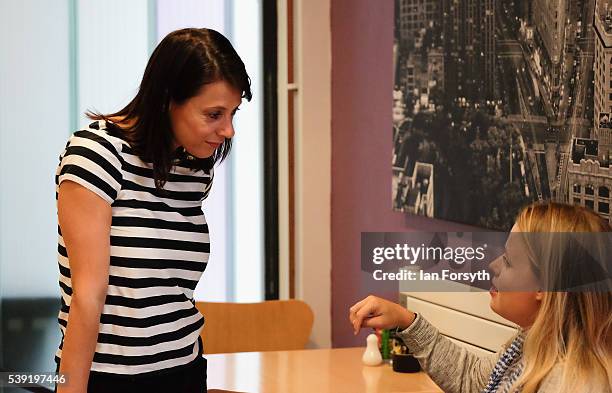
top-left (87, 28), bottom-right (252, 189)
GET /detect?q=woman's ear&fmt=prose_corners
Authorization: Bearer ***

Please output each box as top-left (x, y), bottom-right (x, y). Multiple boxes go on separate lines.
top-left (535, 291), bottom-right (544, 301)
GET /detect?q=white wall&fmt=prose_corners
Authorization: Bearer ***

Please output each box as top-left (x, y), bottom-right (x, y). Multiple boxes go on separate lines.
top-left (0, 0), bottom-right (72, 298)
top-left (296, 0), bottom-right (332, 349)
top-left (277, 0), bottom-right (332, 347)
top-left (76, 0), bottom-right (151, 127)
top-left (157, 0), bottom-right (226, 34)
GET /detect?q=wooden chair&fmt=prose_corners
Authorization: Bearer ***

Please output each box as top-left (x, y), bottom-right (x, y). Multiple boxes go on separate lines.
top-left (194, 300), bottom-right (314, 354)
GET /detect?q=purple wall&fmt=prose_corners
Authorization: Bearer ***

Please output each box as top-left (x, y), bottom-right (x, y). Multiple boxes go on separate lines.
top-left (330, 0), bottom-right (481, 347)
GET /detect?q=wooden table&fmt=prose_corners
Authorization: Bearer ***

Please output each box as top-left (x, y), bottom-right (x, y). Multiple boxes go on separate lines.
top-left (206, 347), bottom-right (443, 393)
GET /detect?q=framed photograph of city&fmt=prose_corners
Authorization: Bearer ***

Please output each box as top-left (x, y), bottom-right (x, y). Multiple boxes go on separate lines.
top-left (392, 0), bottom-right (612, 230)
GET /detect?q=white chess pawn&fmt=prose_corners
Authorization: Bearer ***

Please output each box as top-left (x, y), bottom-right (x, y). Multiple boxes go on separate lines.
top-left (362, 334), bottom-right (383, 366)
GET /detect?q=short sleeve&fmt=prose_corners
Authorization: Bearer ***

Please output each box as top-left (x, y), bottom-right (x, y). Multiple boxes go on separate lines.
top-left (202, 168), bottom-right (214, 200)
top-left (56, 129), bottom-right (123, 204)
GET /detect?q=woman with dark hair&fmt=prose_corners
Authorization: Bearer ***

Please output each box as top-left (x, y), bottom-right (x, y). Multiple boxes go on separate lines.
top-left (54, 28), bottom-right (251, 393)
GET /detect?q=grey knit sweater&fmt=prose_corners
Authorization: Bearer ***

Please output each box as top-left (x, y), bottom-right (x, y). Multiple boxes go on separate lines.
top-left (396, 314), bottom-right (564, 393)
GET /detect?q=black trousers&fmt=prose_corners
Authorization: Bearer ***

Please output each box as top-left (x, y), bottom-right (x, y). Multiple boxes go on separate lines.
top-left (54, 356), bottom-right (207, 393)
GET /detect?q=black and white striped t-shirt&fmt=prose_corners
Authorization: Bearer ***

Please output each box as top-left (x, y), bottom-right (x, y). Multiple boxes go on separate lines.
top-left (55, 120), bottom-right (212, 375)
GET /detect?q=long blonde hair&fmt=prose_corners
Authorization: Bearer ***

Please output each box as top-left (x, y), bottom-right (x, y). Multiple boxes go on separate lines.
top-left (512, 202), bottom-right (611, 393)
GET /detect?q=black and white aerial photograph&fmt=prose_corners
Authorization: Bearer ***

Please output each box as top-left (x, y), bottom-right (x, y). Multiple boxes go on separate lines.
top-left (392, 0), bottom-right (612, 230)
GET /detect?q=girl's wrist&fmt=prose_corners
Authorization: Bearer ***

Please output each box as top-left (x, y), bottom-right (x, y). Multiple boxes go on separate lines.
top-left (398, 310), bottom-right (416, 331)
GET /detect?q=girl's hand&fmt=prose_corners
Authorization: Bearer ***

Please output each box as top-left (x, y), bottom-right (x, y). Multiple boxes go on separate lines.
top-left (348, 295), bottom-right (416, 335)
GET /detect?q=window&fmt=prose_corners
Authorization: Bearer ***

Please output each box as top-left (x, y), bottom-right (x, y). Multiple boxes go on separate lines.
top-left (1, 0), bottom-right (268, 374)
top-left (599, 186), bottom-right (610, 198)
top-left (573, 183), bottom-right (581, 194)
top-left (585, 185), bottom-right (595, 195)
top-left (574, 197), bottom-right (581, 205)
top-left (599, 202), bottom-right (610, 214)
top-left (585, 199), bottom-right (595, 210)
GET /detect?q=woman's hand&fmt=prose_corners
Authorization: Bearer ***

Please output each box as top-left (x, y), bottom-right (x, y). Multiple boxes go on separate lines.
top-left (349, 295), bottom-right (416, 335)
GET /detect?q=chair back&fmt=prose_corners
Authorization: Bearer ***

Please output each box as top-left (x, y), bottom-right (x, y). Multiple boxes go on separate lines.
top-left (195, 300), bottom-right (314, 354)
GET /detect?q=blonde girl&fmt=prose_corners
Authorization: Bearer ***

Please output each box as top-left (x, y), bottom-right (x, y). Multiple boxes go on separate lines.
top-left (350, 202), bottom-right (611, 393)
